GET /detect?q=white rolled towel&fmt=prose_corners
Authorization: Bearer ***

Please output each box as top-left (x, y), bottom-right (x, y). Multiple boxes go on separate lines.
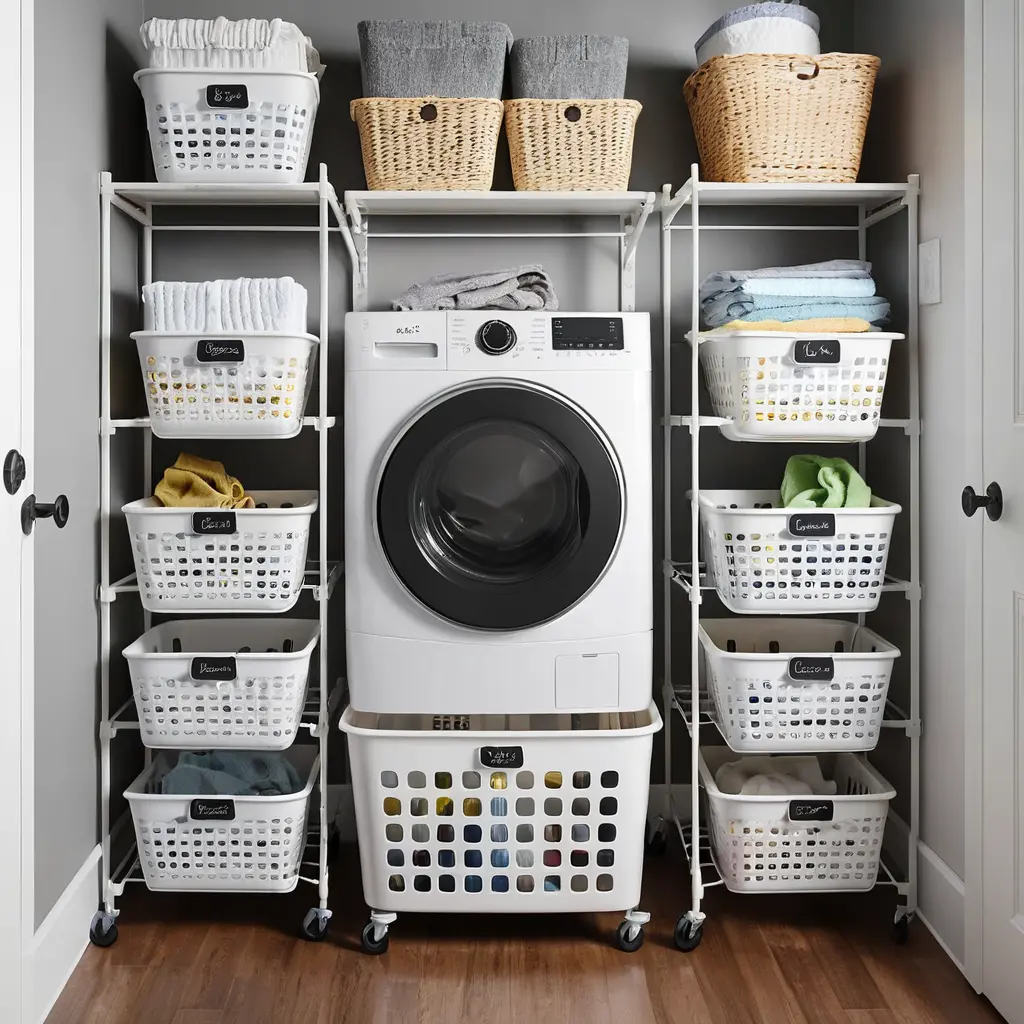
top-left (715, 756), bottom-right (838, 796)
top-left (142, 277), bottom-right (308, 334)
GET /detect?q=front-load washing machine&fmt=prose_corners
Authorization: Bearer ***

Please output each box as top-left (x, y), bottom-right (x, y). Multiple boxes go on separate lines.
top-left (344, 310), bottom-right (652, 714)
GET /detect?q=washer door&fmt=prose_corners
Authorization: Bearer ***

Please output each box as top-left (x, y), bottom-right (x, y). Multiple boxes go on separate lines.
top-left (377, 382), bottom-right (623, 631)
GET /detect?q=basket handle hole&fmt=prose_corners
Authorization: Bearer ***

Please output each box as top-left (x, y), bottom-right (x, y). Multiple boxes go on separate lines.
top-left (564, 105), bottom-right (582, 123)
top-left (792, 61), bottom-right (821, 81)
top-left (419, 103), bottom-right (438, 122)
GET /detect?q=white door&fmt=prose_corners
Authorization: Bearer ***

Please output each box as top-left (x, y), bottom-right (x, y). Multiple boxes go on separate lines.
top-left (0, 0), bottom-right (33, 1018)
top-left (978, 2), bottom-right (1024, 1018)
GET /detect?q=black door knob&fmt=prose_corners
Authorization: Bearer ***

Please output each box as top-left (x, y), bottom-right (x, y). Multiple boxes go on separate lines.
top-left (21, 493), bottom-right (70, 535)
top-left (962, 482), bottom-right (1003, 521)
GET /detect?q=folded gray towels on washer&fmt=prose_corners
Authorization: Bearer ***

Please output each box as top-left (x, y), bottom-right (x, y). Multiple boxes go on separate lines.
top-left (392, 266), bottom-right (559, 312)
top-left (358, 20), bottom-right (512, 99)
top-left (511, 35), bottom-right (628, 99)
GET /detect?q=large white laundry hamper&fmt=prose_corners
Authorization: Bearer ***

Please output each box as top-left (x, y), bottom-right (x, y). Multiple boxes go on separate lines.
top-left (122, 491), bottom-right (317, 613)
top-left (698, 618), bottom-right (899, 753)
top-left (135, 69), bottom-right (319, 183)
top-left (125, 745), bottom-right (319, 892)
top-left (123, 619), bottom-right (320, 750)
top-left (699, 747), bottom-right (895, 893)
top-left (341, 704), bottom-right (660, 934)
top-left (697, 332), bottom-right (900, 442)
top-left (133, 332), bottom-right (318, 438)
top-left (697, 489), bottom-right (901, 614)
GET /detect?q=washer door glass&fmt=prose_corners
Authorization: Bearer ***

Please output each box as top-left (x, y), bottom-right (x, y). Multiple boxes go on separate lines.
top-left (377, 384), bottom-right (622, 631)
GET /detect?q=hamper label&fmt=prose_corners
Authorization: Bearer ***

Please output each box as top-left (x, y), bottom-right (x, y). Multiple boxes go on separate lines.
top-left (789, 800), bottom-right (835, 822)
top-left (788, 657), bottom-right (835, 682)
top-left (192, 511), bottom-right (237, 535)
top-left (190, 799), bottom-right (236, 821)
top-left (196, 339), bottom-right (245, 363)
top-left (206, 84), bottom-right (249, 109)
top-left (480, 746), bottom-right (524, 769)
top-left (190, 657), bottom-right (237, 681)
top-left (794, 339), bottom-right (841, 364)
top-left (787, 513), bottom-right (836, 537)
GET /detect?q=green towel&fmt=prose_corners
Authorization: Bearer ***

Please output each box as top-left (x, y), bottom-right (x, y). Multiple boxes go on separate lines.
top-left (781, 455), bottom-right (872, 509)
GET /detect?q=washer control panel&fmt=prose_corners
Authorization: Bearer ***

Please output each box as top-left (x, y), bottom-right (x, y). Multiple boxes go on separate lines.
top-left (551, 317), bottom-right (624, 351)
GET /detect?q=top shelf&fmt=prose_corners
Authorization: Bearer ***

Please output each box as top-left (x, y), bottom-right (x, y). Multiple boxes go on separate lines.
top-left (107, 180), bottom-right (337, 209)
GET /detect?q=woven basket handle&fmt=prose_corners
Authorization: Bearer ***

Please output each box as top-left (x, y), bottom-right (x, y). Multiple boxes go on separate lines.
top-left (790, 59), bottom-right (820, 81)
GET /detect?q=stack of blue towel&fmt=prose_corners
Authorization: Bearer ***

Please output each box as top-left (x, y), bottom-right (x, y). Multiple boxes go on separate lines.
top-left (700, 259), bottom-right (890, 330)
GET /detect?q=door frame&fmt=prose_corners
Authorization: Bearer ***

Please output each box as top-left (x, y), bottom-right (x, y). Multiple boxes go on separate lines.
top-left (0, 0), bottom-right (34, 1018)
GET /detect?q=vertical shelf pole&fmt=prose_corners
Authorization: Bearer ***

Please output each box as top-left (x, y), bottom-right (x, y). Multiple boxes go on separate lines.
top-left (142, 216), bottom-right (154, 641)
top-left (660, 185), bottom-right (673, 828)
top-left (688, 164), bottom-right (704, 921)
top-left (317, 164), bottom-right (331, 911)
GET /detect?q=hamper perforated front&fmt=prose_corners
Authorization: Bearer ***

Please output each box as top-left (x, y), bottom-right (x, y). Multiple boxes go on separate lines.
top-left (341, 705), bottom-right (660, 913)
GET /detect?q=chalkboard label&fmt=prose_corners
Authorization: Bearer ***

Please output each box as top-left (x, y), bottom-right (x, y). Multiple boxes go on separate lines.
top-left (788, 657), bottom-right (835, 682)
top-left (206, 84), bottom-right (248, 109)
top-left (788, 513), bottom-right (836, 538)
top-left (794, 339), bottom-right (841, 364)
top-left (191, 511), bottom-right (237, 535)
top-left (190, 657), bottom-right (237, 681)
top-left (190, 798), bottom-right (236, 821)
top-left (196, 339), bottom-right (245, 363)
top-left (480, 746), bottom-right (524, 769)
top-left (789, 800), bottom-right (835, 822)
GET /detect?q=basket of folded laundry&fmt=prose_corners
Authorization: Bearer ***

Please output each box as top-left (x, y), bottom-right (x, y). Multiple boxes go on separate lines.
top-left (134, 277), bottom-right (317, 438)
top-left (125, 745), bottom-right (319, 892)
top-left (135, 17), bottom-right (324, 183)
top-left (504, 35), bottom-right (640, 191)
top-left (699, 748), bottom-right (896, 893)
top-left (123, 619), bottom-right (320, 749)
top-left (696, 456), bottom-right (901, 614)
top-left (351, 20), bottom-right (510, 190)
top-left (697, 260), bottom-right (900, 442)
top-left (123, 454), bottom-right (317, 613)
top-left (686, 4), bottom-right (879, 183)
top-left (698, 619), bottom-right (900, 753)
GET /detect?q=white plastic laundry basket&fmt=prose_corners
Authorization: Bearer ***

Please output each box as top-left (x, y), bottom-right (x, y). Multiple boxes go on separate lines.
top-left (698, 618), bottom-right (899, 753)
top-left (699, 747), bottom-right (895, 893)
top-left (122, 490), bottom-right (317, 613)
top-left (125, 745), bottom-right (319, 892)
top-left (341, 704), bottom-right (661, 914)
top-left (133, 332), bottom-right (318, 438)
top-left (135, 69), bottom-right (319, 183)
top-left (123, 619), bottom-right (320, 750)
top-left (697, 332), bottom-right (900, 442)
top-left (698, 489), bottom-right (901, 614)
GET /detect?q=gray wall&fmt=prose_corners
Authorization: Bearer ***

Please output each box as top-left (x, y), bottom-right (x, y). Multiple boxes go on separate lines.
top-left (34, 0), bottom-right (145, 927)
top-left (856, 0), bottom-right (968, 959)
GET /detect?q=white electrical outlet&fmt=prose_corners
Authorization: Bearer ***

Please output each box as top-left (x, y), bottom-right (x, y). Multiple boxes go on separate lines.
top-left (919, 238), bottom-right (941, 305)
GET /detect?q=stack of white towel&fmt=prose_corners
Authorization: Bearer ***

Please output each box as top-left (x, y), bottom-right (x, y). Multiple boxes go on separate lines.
top-left (142, 277), bottom-right (308, 334)
top-left (140, 17), bottom-right (324, 76)
top-left (715, 756), bottom-right (839, 797)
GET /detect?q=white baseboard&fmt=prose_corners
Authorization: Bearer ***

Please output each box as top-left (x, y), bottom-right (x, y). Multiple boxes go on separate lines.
top-left (28, 845), bottom-right (101, 1024)
top-left (885, 809), bottom-right (966, 970)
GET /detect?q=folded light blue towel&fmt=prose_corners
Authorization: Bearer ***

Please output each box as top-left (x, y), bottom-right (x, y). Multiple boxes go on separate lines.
top-left (699, 260), bottom-right (872, 303)
top-left (743, 276), bottom-right (876, 298)
top-left (703, 294), bottom-right (891, 329)
top-left (161, 751), bottom-right (302, 796)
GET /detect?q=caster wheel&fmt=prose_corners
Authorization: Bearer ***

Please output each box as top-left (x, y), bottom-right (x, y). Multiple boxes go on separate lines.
top-left (614, 920), bottom-right (645, 953)
top-left (646, 827), bottom-right (667, 857)
top-left (674, 916), bottom-right (703, 952)
top-left (89, 913), bottom-right (118, 948)
top-left (300, 909), bottom-right (330, 942)
top-left (361, 921), bottom-right (390, 955)
top-left (892, 915), bottom-right (910, 946)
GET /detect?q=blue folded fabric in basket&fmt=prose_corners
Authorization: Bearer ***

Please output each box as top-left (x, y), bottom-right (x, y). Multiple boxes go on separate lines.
top-left (161, 751), bottom-right (302, 796)
top-left (702, 294), bottom-right (891, 329)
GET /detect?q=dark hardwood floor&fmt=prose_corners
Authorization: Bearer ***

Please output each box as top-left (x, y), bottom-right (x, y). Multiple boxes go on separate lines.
top-left (48, 846), bottom-right (1002, 1024)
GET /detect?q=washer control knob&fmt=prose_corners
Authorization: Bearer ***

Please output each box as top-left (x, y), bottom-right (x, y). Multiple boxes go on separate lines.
top-left (477, 320), bottom-right (517, 355)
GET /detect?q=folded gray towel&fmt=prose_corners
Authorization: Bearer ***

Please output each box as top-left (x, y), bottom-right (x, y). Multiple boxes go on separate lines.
top-left (511, 35), bottom-right (628, 99)
top-left (392, 266), bottom-right (559, 312)
top-left (358, 20), bottom-right (512, 99)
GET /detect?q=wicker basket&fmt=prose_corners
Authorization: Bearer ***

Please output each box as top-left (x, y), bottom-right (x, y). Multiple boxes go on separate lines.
top-left (684, 53), bottom-right (880, 183)
top-left (505, 99), bottom-right (641, 191)
top-left (351, 97), bottom-right (503, 190)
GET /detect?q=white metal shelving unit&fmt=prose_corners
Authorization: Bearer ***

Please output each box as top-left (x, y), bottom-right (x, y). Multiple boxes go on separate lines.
top-left (93, 164), bottom-right (353, 945)
top-left (655, 165), bottom-right (922, 949)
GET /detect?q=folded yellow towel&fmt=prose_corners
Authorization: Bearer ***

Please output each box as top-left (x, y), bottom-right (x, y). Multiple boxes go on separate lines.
top-left (721, 317), bottom-right (872, 333)
top-left (154, 453), bottom-right (255, 509)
